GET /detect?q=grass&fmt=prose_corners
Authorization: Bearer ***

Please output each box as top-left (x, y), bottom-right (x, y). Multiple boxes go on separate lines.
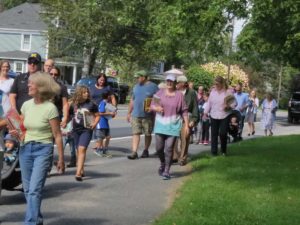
top-left (153, 135), bottom-right (300, 225)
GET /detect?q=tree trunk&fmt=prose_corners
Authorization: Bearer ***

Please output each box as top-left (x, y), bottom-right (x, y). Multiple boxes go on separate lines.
top-left (277, 62), bottom-right (283, 107)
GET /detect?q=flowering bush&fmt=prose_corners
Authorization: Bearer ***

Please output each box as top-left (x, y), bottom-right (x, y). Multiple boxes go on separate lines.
top-left (201, 62), bottom-right (249, 89)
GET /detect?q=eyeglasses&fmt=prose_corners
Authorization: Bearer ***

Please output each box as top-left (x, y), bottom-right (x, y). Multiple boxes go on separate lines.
top-left (50, 73), bottom-right (59, 76)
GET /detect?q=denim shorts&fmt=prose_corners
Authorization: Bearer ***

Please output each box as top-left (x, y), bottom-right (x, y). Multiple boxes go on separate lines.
top-left (95, 128), bottom-right (110, 140)
top-left (72, 129), bottom-right (93, 148)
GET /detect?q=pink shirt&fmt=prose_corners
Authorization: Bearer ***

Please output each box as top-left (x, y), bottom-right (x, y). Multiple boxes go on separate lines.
top-left (204, 88), bottom-right (231, 119)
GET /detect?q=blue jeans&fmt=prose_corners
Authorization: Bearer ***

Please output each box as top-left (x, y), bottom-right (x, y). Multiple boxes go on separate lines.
top-left (19, 141), bottom-right (53, 225)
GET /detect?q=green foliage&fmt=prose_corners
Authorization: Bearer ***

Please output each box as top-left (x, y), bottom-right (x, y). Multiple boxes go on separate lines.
top-left (186, 65), bottom-right (214, 90)
top-left (153, 135), bottom-right (300, 225)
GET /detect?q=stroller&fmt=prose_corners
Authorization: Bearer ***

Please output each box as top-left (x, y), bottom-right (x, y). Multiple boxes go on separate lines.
top-left (227, 109), bottom-right (243, 142)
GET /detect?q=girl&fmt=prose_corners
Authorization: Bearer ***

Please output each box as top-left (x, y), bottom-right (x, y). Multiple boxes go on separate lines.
top-left (245, 89), bottom-right (259, 136)
top-left (71, 86), bottom-right (100, 181)
top-left (200, 92), bottom-right (210, 145)
top-left (261, 93), bottom-right (277, 136)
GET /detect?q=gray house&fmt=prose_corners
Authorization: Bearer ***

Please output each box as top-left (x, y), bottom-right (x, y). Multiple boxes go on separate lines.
top-left (0, 3), bottom-right (82, 84)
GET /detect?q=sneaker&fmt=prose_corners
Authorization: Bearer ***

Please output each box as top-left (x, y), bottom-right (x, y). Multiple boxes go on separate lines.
top-left (179, 161), bottom-right (187, 166)
top-left (162, 172), bottom-right (171, 180)
top-left (102, 150), bottom-right (112, 158)
top-left (127, 152), bottom-right (138, 160)
top-left (67, 161), bottom-right (76, 168)
top-left (203, 140), bottom-right (209, 145)
top-left (140, 150), bottom-right (149, 158)
top-left (158, 165), bottom-right (165, 176)
top-left (94, 149), bottom-right (103, 157)
top-left (198, 141), bottom-right (204, 145)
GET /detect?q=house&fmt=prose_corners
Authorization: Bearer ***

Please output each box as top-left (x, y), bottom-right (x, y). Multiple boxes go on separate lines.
top-left (0, 3), bottom-right (82, 85)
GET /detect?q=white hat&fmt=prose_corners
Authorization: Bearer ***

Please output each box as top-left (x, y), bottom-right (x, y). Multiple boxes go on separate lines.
top-left (176, 75), bottom-right (188, 83)
top-left (165, 74), bottom-right (176, 81)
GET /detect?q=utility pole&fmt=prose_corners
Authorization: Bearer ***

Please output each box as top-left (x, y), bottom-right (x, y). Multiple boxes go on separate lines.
top-left (227, 15), bottom-right (235, 82)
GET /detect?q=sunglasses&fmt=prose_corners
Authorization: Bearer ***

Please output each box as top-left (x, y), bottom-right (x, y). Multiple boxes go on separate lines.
top-left (50, 73), bottom-right (59, 76)
top-left (28, 60), bottom-right (39, 65)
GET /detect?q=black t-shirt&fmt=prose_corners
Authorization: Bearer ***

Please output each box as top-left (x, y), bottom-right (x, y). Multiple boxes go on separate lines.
top-left (10, 72), bottom-right (32, 113)
top-left (53, 81), bottom-right (69, 118)
top-left (70, 100), bottom-right (98, 131)
top-left (89, 85), bottom-right (113, 105)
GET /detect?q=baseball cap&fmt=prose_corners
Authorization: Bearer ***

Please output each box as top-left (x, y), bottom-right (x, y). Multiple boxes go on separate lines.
top-left (4, 134), bottom-right (18, 145)
top-left (28, 52), bottom-right (41, 64)
top-left (176, 75), bottom-right (188, 83)
top-left (165, 74), bottom-right (176, 81)
top-left (134, 70), bottom-right (148, 78)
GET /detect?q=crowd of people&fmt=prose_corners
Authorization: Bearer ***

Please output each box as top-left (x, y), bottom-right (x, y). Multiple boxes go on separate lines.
top-left (0, 52), bottom-right (278, 225)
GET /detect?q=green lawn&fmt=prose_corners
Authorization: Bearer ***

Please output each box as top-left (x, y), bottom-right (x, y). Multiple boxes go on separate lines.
top-left (153, 135), bottom-right (300, 225)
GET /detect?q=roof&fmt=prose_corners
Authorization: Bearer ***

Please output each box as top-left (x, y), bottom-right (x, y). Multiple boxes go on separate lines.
top-left (0, 3), bottom-right (47, 31)
top-left (0, 50), bottom-right (43, 61)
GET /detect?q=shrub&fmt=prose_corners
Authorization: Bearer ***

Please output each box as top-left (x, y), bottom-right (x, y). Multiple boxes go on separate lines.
top-left (186, 65), bottom-right (214, 91)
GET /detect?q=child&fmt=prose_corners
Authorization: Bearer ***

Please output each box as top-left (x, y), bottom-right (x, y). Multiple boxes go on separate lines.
top-left (94, 93), bottom-right (116, 157)
top-left (200, 92), bottom-right (210, 145)
top-left (3, 134), bottom-right (19, 165)
top-left (61, 119), bottom-right (76, 167)
top-left (70, 86), bottom-right (100, 181)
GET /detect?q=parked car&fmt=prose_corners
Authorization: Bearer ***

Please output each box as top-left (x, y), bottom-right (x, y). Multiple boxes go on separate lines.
top-left (288, 91), bottom-right (300, 123)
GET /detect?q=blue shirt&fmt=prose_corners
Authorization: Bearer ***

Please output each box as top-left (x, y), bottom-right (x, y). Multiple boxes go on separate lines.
top-left (97, 100), bottom-right (109, 129)
top-left (132, 81), bottom-right (158, 118)
top-left (89, 85), bottom-right (113, 105)
top-left (234, 92), bottom-right (249, 115)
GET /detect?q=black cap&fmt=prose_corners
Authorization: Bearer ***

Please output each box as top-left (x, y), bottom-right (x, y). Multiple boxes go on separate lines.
top-left (28, 52), bottom-right (41, 64)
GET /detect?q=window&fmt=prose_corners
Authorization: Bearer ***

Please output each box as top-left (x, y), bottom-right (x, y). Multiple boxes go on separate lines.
top-left (14, 61), bottom-right (24, 73)
top-left (21, 34), bottom-right (31, 51)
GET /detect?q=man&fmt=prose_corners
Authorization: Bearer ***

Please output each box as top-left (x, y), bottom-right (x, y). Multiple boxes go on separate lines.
top-left (173, 75), bottom-right (199, 166)
top-left (43, 58), bottom-right (54, 73)
top-left (10, 52), bottom-right (41, 113)
top-left (127, 70), bottom-right (158, 160)
top-left (234, 82), bottom-right (249, 140)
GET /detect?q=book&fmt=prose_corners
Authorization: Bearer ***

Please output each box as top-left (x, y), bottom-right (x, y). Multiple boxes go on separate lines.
top-left (82, 109), bottom-right (95, 129)
top-left (144, 97), bottom-right (153, 112)
top-left (6, 108), bottom-right (26, 142)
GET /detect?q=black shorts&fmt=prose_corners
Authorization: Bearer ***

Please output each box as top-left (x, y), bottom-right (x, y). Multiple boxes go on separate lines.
top-left (95, 128), bottom-right (110, 140)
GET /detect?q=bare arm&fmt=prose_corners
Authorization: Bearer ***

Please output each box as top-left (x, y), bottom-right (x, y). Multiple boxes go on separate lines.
top-left (61, 97), bottom-right (69, 128)
top-left (111, 94), bottom-right (117, 106)
top-left (127, 97), bottom-right (133, 122)
top-left (50, 118), bottom-right (65, 174)
top-left (9, 93), bottom-right (17, 109)
top-left (91, 112), bottom-right (100, 130)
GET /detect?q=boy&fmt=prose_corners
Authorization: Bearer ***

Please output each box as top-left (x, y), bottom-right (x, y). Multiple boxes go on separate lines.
top-left (94, 93), bottom-right (116, 157)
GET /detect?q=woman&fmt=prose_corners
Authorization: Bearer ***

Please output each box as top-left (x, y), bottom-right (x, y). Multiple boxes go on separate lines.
top-left (71, 86), bottom-right (100, 181)
top-left (261, 93), bottom-right (277, 136)
top-left (0, 60), bottom-right (14, 116)
top-left (90, 73), bottom-right (116, 106)
top-left (151, 74), bottom-right (189, 180)
top-left (10, 72), bottom-right (65, 225)
top-left (245, 89), bottom-right (259, 136)
top-left (203, 76), bottom-right (233, 156)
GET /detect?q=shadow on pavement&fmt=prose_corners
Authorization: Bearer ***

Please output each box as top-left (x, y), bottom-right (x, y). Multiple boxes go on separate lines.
top-left (47, 217), bottom-right (108, 225)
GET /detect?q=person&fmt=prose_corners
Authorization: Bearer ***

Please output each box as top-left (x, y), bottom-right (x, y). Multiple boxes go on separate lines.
top-left (203, 76), bottom-right (233, 156)
top-left (10, 52), bottom-right (42, 113)
top-left (127, 70), bottom-right (158, 159)
top-left (234, 82), bottom-right (249, 139)
top-left (245, 89), bottom-right (259, 136)
top-left (261, 93), bottom-right (277, 136)
top-left (172, 75), bottom-right (199, 166)
top-left (200, 92), bottom-right (210, 145)
top-left (61, 119), bottom-right (76, 167)
top-left (70, 86), bottom-right (100, 181)
top-left (50, 66), bottom-right (69, 128)
top-left (89, 73), bottom-right (116, 106)
top-left (43, 58), bottom-right (54, 73)
top-left (195, 85), bottom-right (205, 143)
top-left (9, 72), bottom-right (65, 225)
top-left (94, 92), bottom-right (116, 157)
top-left (151, 74), bottom-right (189, 179)
top-left (3, 133), bottom-right (19, 165)
top-left (0, 60), bottom-right (14, 116)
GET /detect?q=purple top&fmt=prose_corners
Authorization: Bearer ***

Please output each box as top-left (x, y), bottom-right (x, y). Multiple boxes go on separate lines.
top-left (151, 89), bottom-right (188, 136)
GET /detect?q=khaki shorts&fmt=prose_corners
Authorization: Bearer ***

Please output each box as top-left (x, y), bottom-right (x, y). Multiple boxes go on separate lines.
top-left (131, 117), bottom-right (154, 135)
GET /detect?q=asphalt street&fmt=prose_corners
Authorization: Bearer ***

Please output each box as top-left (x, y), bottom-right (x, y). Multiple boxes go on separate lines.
top-left (0, 109), bottom-right (299, 225)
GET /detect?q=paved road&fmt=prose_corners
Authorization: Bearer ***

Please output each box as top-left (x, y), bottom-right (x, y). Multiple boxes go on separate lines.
top-left (0, 110), bottom-right (299, 225)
